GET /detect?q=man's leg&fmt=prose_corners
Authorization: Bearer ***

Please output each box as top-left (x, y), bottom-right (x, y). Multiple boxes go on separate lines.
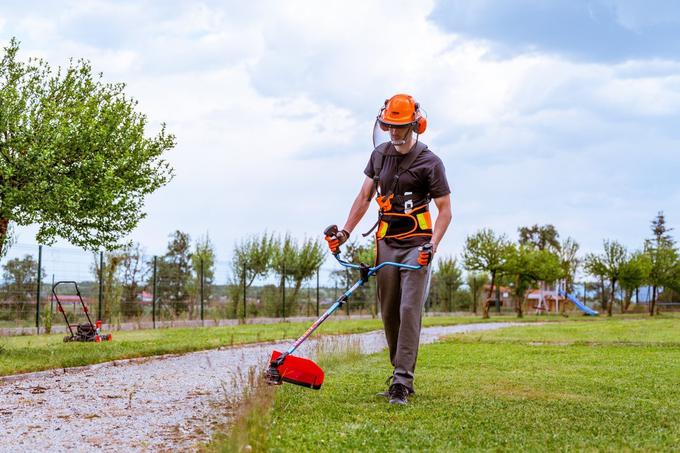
top-left (392, 246), bottom-right (431, 391)
top-left (376, 241), bottom-right (402, 366)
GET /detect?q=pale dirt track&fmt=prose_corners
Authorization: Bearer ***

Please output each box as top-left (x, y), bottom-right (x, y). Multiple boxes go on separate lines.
top-left (0, 322), bottom-right (525, 452)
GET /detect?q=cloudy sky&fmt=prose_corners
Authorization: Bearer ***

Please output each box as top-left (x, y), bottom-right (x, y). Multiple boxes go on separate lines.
top-left (2, 0), bottom-right (679, 265)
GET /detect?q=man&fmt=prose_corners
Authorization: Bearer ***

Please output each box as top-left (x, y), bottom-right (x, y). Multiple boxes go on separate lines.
top-left (326, 94), bottom-right (452, 405)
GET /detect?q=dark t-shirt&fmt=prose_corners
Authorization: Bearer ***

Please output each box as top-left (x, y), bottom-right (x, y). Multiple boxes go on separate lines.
top-left (363, 141), bottom-right (451, 247)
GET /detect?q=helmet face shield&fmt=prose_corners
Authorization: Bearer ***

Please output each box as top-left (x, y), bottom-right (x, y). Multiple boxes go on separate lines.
top-left (372, 119), bottom-right (415, 148)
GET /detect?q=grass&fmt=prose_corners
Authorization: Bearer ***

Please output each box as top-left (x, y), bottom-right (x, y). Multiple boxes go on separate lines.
top-left (0, 313), bottom-right (561, 377)
top-left (224, 317), bottom-right (680, 452)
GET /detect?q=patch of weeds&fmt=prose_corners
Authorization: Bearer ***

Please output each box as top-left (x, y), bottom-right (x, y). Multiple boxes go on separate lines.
top-left (204, 366), bottom-right (276, 453)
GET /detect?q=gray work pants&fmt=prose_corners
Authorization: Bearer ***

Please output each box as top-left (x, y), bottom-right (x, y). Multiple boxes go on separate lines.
top-left (376, 240), bottom-right (431, 391)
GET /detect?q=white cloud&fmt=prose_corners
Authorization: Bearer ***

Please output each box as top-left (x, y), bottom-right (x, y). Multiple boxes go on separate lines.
top-left (3, 0), bottom-right (680, 269)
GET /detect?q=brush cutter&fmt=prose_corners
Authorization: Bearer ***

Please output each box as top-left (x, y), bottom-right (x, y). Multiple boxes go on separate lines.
top-left (52, 281), bottom-right (113, 343)
top-left (265, 225), bottom-right (428, 390)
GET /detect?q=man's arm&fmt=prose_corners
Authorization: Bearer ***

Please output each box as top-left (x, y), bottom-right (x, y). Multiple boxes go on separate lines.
top-left (430, 194), bottom-right (452, 253)
top-left (341, 176), bottom-right (374, 234)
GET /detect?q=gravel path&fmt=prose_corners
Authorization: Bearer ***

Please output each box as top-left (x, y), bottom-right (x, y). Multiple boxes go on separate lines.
top-left (1, 322), bottom-right (524, 452)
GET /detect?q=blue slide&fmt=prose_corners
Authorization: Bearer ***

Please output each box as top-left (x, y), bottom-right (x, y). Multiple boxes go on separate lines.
top-left (558, 290), bottom-right (599, 316)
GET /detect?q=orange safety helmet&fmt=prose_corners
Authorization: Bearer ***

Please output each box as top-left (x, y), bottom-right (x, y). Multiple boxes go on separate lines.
top-left (377, 94), bottom-right (427, 134)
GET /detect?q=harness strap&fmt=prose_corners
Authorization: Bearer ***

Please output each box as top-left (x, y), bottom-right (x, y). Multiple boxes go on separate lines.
top-left (362, 141), bottom-right (429, 238)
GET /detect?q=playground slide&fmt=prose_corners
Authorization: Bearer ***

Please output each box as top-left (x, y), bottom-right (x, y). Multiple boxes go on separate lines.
top-left (559, 290), bottom-right (599, 316)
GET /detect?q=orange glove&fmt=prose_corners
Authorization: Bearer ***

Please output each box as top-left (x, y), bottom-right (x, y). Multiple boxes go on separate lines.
top-left (325, 229), bottom-right (349, 254)
top-left (417, 242), bottom-right (434, 266)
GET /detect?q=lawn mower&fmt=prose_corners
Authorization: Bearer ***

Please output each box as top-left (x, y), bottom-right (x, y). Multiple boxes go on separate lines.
top-left (265, 225), bottom-right (428, 390)
top-left (52, 281), bottom-right (112, 343)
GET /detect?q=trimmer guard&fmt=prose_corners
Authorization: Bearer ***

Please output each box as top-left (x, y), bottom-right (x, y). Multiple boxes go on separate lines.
top-left (270, 350), bottom-right (324, 390)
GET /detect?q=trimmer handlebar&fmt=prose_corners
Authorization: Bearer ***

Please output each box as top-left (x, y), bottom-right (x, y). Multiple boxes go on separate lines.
top-left (331, 248), bottom-right (422, 274)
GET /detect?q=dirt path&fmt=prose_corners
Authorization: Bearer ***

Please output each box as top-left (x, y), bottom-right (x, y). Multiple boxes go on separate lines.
top-left (0, 322), bottom-right (525, 452)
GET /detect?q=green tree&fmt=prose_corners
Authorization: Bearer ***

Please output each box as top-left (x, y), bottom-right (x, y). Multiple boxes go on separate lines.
top-left (330, 238), bottom-right (376, 314)
top-left (619, 251), bottom-right (651, 313)
top-left (156, 231), bottom-right (192, 317)
top-left (466, 272), bottom-right (489, 314)
top-left (644, 212), bottom-right (678, 315)
top-left (2, 254), bottom-right (41, 319)
top-left (189, 233), bottom-right (216, 319)
top-left (432, 256), bottom-right (464, 312)
top-left (503, 245), bottom-right (564, 318)
top-left (230, 232), bottom-right (276, 319)
top-left (462, 228), bottom-right (513, 318)
top-left (518, 224), bottom-right (561, 252)
top-left (558, 237), bottom-right (580, 294)
top-left (0, 38), bottom-right (175, 253)
top-left (119, 243), bottom-right (146, 319)
top-left (585, 240), bottom-right (627, 317)
top-left (93, 251), bottom-right (124, 324)
top-left (272, 233), bottom-right (326, 316)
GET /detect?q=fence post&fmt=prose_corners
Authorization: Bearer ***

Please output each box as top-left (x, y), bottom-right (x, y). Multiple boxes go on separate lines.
top-left (282, 263), bottom-right (286, 320)
top-left (35, 245), bottom-right (43, 333)
top-left (200, 258), bottom-right (204, 322)
top-left (152, 256), bottom-right (157, 329)
top-left (98, 251), bottom-right (104, 321)
top-left (242, 262), bottom-right (246, 321)
top-left (316, 268), bottom-right (320, 317)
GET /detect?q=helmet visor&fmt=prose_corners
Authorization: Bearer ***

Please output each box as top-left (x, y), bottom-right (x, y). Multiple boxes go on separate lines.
top-left (372, 119), bottom-right (415, 148)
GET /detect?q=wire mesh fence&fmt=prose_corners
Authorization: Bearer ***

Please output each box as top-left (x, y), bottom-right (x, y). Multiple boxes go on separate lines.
top-left (0, 242), bottom-right (387, 333)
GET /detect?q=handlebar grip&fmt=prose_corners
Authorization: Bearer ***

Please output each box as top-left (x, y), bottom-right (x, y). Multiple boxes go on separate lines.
top-left (324, 225), bottom-right (338, 238)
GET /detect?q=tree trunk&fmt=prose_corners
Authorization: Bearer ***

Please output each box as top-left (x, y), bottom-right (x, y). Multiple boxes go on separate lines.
top-left (622, 288), bottom-right (633, 313)
top-left (598, 276), bottom-right (606, 311)
top-left (650, 286), bottom-right (657, 316)
top-left (607, 280), bottom-right (615, 317)
top-left (483, 271), bottom-right (495, 319)
top-left (471, 281), bottom-right (477, 314)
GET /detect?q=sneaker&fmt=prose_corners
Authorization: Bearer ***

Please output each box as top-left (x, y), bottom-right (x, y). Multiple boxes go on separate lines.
top-left (388, 383), bottom-right (409, 405)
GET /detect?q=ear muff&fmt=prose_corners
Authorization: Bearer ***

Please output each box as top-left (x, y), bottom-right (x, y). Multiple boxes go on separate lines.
top-left (413, 102), bottom-right (427, 134)
top-left (378, 99), bottom-right (389, 131)
top-left (415, 116), bottom-right (427, 134)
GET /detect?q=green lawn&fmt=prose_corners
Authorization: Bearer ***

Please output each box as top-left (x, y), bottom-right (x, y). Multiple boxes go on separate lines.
top-left (250, 318), bottom-right (680, 452)
top-left (0, 314), bottom-right (553, 377)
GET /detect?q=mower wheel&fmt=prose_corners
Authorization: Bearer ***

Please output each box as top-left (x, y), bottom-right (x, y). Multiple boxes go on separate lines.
top-left (63, 336), bottom-right (72, 342)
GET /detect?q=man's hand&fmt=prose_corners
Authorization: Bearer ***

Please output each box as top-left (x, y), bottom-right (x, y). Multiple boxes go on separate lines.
top-left (417, 242), bottom-right (435, 266)
top-left (325, 227), bottom-right (349, 255)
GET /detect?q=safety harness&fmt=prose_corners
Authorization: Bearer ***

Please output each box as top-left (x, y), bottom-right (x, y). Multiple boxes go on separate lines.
top-left (362, 142), bottom-right (433, 241)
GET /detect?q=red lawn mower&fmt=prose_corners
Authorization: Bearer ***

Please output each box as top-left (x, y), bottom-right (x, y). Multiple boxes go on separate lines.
top-left (52, 281), bottom-right (112, 343)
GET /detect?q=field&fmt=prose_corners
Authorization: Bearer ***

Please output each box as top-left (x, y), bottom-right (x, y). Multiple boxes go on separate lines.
top-left (0, 314), bottom-right (557, 376)
top-left (212, 317), bottom-right (680, 452)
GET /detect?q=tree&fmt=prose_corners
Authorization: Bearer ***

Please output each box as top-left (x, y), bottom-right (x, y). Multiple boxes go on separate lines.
top-left (232, 232), bottom-right (275, 287)
top-left (156, 231), bottom-right (192, 316)
top-left (432, 256), bottom-right (464, 312)
top-left (2, 254), bottom-right (41, 318)
top-left (0, 38), bottom-right (175, 253)
top-left (585, 240), bottom-right (627, 316)
top-left (619, 251), bottom-right (651, 313)
top-left (644, 212), bottom-right (678, 315)
top-left (462, 228), bottom-right (513, 318)
top-left (272, 233), bottom-right (326, 316)
top-left (330, 237), bottom-right (376, 313)
top-left (119, 243), bottom-right (147, 319)
top-left (93, 251), bottom-right (124, 323)
top-left (558, 237), bottom-right (580, 294)
top-left (189, 234), bottom-right (216, 319)
top-left (503, 245), bottom-right (564, 318)
top-left (466, 272), bottom-right (489, 314)
top-left (518, 224), bottom-right (561, 252)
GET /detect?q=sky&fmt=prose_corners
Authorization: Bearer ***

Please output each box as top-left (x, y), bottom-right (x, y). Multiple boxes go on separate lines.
top-left (2, 0), bottom-right (679, 267)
